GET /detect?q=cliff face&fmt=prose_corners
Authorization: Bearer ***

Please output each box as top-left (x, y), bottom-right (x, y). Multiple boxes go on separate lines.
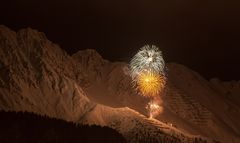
top-left (0, 25), bottom-right (92, 121)
top-left (0, 25), bottom-right (239, 143)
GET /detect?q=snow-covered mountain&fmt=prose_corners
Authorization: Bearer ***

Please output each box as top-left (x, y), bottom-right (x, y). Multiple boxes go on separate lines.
top-left (0, 25), bottom-right (239, 143)
top-left (73, 49), bottom-right (240, 143)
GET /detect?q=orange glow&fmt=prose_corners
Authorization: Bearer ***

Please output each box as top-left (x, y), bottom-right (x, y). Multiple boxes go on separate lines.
top-left (146, 101), bottom-right (163, 118)
top-left (137, 71), bottom-right (165, 97)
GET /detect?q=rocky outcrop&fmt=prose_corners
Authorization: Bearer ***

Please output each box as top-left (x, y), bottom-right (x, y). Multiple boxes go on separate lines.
top-left (0, 25), bottom-right (92, 121)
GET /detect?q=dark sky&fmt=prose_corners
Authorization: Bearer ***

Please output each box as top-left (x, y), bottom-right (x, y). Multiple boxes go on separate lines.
top-left (1, 0), bottom-right (240, 80)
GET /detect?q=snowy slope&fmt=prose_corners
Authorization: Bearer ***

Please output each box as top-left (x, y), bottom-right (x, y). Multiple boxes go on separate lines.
top-left (164, 63), bottom-right (240, 143)
top-left (73, 47), bottom-right (240, 142)
top-left (0, 25), bottom-right (213, 143)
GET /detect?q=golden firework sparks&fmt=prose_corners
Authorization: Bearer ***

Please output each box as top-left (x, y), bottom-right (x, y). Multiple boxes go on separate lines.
top-left (130, 45), bottom-right (167, 118)
top-left (136, 71), bottom-right (165, 97)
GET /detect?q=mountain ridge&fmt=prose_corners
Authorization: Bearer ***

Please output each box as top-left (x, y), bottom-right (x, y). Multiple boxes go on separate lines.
top-left (0, 25), bottom-right (239, 142)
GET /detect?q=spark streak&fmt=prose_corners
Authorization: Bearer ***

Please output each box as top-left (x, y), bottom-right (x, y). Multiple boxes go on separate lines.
top-left (146, 101), bottom-right (162, 118)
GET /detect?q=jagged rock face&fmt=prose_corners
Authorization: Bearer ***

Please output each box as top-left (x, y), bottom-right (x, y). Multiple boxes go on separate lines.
top-left (0, 25), bottom-right (92, 121)
top-left (0, 26), bottom-right (205, 143)
top-left (0, 25), bottom-right (239, 143)
top-left (72, 49), bottom-right (109, 87)
top-left (73, 51), bottom-right (149, 112)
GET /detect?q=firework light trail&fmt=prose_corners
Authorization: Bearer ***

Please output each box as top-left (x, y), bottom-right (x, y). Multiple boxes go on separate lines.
top-left (130, 45), bottom-right (166, 118)
top-left (146, 101), bottom-right (163, 119)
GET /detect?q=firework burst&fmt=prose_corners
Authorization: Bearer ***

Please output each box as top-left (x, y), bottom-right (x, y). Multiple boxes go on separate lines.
top-left (130, 45), bottom-right (165, 80)
top-left (130, 45), bottom-right (166, 118)
top-left (137, 71), bottom-right (166, 97)
top-left (130, 45), bottom-right (166, 97)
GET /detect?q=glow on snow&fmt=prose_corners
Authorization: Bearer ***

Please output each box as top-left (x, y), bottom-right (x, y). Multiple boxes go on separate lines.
top-left (146, 101), bottom-right (161, 119)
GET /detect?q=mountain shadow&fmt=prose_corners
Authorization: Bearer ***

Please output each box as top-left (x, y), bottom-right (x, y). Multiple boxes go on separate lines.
top-left (0, 111), bottom-right (127, 143)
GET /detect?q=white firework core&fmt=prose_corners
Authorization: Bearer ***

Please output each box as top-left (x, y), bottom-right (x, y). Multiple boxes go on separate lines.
top-left (130, 45), bottom-right (165, 80)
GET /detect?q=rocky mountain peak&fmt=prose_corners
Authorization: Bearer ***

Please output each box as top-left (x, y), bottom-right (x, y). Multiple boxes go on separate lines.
top-left (0, 26), bottom-right (239, 143)
top-left (72, 49), bottom-right (108, 71)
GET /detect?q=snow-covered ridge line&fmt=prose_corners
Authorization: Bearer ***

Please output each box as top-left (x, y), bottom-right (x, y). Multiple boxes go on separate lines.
top-left (0, 25), bottom-right (239, 143)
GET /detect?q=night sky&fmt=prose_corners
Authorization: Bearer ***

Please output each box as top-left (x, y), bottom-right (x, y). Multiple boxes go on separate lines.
top-left (1, 0), bottom-right (240, 80)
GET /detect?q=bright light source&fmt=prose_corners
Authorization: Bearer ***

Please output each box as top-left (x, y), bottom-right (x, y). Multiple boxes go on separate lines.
top-left (130, 45), bottom-right (165, 81)
top-left (137, 71), bottom-right (165, 97)
top-left (130, 45), bottom-right (166, 118)
top-left (146, 101), bottom-right (162, 119)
